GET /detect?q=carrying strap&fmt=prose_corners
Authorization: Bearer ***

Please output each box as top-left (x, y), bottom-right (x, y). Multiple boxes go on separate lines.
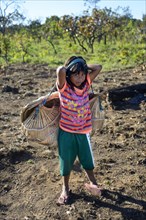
top-left (42, 84), bottom-right (57, 105)
top-left (35, 84), bottom-right (57, 116)
top-left (90, 84), bottom-right (103, 111)
top-left (90, 84), bottom-right (94, 94)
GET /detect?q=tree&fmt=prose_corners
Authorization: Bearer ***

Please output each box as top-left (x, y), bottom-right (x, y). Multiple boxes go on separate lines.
top-left (42, 16), bottom-right (61, 54)
top-left (0, 0), bottom-right (25, 35)
top-left (0, 0), bottom-right (25, 63)
top-left (84, 0), bottom-right (100, 8)
top-left (27, 19), bottom-right (42, 43)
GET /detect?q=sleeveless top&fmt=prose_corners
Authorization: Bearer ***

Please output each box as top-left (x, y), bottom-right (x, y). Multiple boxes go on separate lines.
top-left (57, 74), bottom-right (92, 134)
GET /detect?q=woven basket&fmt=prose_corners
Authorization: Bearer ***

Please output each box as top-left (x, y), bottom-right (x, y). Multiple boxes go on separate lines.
top-left (21, 92), bottom-right (104, 146)
top-left (21, 91), bottom-right (60, 146)
top-left (89, 94), bottom-right (105, 135)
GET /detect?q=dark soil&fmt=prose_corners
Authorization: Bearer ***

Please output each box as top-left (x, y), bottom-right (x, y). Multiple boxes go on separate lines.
top-left (0, 63), bottom-right (146, 220)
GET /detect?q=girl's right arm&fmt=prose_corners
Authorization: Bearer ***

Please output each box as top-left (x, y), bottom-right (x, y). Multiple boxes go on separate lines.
top-left (56, 66), bottom-right (66, 89)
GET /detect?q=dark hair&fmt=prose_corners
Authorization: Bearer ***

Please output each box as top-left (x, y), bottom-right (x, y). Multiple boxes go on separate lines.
top-left (65, 56), bottom-right (88, 89)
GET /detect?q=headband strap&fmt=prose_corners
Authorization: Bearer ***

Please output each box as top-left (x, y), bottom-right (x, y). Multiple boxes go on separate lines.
top-left (66, 58), bottom-right (85, 70)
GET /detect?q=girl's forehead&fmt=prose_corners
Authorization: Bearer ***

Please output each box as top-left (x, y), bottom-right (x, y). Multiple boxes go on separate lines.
top-left (72, 70), bottom-right (85, 74)
top-left (71, 71), bottom-right (86, 78)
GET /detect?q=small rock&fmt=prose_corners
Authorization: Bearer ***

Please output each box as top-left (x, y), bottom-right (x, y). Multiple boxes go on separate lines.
top-left (66, 210), bottom-right (71, 215)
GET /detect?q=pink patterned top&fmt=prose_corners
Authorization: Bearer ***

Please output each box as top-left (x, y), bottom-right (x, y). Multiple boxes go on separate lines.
top-left (57, 74), bottom-right (92, 134)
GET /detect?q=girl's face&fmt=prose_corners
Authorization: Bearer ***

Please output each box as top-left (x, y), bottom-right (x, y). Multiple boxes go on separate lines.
top-left (70, 71), bottom-right (86, 88)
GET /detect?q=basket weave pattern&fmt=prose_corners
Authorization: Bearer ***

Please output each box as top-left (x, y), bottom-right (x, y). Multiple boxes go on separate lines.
top-left (21, 92), bottom-right (60, 146)
top-left (89, 94), bottom-right (105, 133)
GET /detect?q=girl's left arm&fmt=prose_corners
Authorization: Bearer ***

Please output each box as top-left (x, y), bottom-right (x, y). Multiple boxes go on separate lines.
top-left (56, 66), bottom-right (66, 89)
top-left (88, 64), bottom-right (102, 82)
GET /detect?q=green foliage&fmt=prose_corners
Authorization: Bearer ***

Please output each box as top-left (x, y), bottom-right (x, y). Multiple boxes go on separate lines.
top-left (0, 7), bottom-right (145, 70)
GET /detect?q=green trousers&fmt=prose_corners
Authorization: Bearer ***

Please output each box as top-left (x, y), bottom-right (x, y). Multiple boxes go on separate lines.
top-left (58, 128), bottom-right (94, 176)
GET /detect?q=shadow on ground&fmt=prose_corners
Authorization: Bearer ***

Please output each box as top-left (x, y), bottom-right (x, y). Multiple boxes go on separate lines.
top-left (68, 189), bottom-right (146, 220)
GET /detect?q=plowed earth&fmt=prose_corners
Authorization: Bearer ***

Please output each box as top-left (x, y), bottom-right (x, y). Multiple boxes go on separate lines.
top-left (0, 64), bottom-right (146, 220)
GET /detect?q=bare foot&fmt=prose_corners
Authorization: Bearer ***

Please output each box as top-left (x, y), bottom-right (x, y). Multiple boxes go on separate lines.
top-left (56, 188), bottom-right (70, 205)
top-left (85, 183), bottom-right (102, 196)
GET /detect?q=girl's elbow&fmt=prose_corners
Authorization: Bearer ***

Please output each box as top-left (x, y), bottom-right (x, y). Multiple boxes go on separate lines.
top-left (98, 64), bottom-right (102, 71)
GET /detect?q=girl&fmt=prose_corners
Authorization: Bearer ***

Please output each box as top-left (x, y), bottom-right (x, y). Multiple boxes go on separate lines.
top-left (56, 56), bottom-right (102, 205)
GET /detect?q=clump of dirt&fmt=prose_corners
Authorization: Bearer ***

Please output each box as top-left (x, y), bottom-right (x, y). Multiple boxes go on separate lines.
top-left (0, 63), bottom-right (146, 220)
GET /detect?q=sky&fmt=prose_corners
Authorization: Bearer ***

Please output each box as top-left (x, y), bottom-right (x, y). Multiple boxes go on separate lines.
top-left (22, 0), bottom-right (146, 22)
top-left (2, 0), bottom-right (146, 22)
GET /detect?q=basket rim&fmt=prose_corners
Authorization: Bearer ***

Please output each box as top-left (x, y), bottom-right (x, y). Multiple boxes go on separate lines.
top-left (21, 91), bottom-right (60, 123)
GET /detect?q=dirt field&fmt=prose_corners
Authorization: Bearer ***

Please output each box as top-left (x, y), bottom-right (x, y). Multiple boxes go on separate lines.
top-left (0, 63), bottom-right (146, 220)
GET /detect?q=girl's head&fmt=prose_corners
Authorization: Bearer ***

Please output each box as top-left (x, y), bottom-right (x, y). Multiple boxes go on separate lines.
top-left (64, 56), bottom-right (88, 89)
